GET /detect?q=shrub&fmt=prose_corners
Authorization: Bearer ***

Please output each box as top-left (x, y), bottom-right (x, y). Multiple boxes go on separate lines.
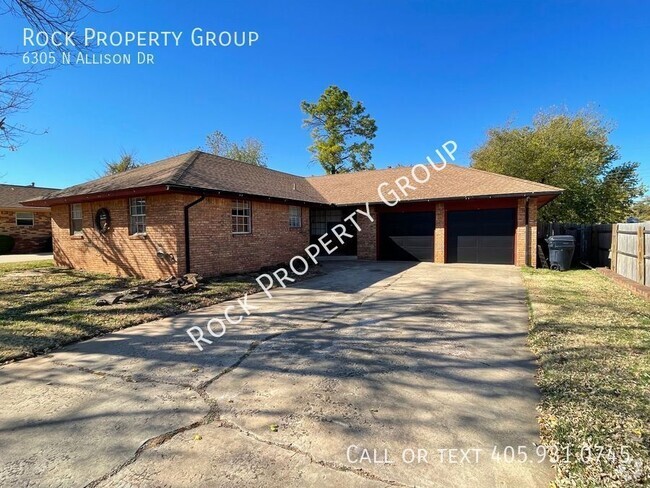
top-left (0, 235), bottom-right (15, 254)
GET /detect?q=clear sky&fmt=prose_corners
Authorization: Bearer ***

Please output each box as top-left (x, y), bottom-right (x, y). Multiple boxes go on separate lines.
top-left (1, 0), bottom-right (649, 189)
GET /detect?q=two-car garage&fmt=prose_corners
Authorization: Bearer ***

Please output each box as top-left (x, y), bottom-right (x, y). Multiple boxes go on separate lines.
top-left (377, 207), bottom-right (517, 265)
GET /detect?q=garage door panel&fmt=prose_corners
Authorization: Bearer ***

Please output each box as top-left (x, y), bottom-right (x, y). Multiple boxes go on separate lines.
top-left (448, 209), bottom-right (516, 264)
top-left (455, 246), bottom-right (478, 263)
top-left (379, 212), bottom-right (435, 262)
top-left (480, 235), bottom-right (512, 247)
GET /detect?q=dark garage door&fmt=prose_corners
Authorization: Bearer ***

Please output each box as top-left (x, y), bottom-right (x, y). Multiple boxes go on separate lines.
top-left (378, 212), bottom-right (435, 261)
top-left (447, 209), bottom-right (516, 264)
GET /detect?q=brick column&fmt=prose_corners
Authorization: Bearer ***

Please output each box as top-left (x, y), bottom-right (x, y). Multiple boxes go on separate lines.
top-left (357, 205), bottom-right (377, 260)
top-left (515, 198), bottom-right (527, 266)
top-left (434, 202), bottom-right (446, 263)
top-left (528, 197), bottom-right (538, 267)
top-left (515, 197), bottom-right (538, 267)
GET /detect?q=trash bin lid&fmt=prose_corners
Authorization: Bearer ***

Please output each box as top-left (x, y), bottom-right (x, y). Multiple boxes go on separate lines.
top-left (546, 235), bottom-right (575, 242)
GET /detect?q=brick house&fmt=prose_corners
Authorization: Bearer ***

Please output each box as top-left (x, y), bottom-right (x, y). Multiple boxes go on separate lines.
top-left (0, 183), bottom-right (57, 253)
top-left (23, 151), bottom-right (562, 279)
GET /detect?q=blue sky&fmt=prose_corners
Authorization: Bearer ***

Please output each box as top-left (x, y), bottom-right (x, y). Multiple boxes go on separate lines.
top-left (1, 0), bottom-right (649, 189)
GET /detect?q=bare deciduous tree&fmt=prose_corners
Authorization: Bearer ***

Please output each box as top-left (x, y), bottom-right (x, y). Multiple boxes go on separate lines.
top-left (0, 0), bottom-right (96, 154)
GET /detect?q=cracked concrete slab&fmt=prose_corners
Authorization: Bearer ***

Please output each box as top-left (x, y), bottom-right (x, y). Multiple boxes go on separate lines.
top-left (0, 262), bottom-right (552, 487)
top-left (96, 422), bottom-right (387, 488)
top-left (204, 264), bottom-right (551, 487)
top-left (48, 263), bottom-right (397, 388)
top-left (0, 356), bottom-right (205, 487)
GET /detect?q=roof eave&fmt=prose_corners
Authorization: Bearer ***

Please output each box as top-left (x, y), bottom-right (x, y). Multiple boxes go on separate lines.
top-left (21, 184), bottom-right (172, 207)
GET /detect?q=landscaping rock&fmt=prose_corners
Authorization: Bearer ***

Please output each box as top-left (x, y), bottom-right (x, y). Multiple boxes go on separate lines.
top-left (95, 293), bottom-right (124, 306)
top-left (183, 273), bottom-right (203, 285)
top-left (95, 276), bottom-right (202, 305)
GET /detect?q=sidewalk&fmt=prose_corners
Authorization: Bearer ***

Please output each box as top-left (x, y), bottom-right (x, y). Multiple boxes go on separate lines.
top-left (0, 253), bottom-right (53, 264)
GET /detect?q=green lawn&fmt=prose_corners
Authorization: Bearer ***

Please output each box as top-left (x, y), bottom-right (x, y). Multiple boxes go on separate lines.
top-left (0, 261), bottom-right (259, 363)
top-left (523, 268), bottom-right (650, 487)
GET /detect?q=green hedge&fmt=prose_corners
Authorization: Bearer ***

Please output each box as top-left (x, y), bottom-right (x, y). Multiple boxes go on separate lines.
top-left (0, 235), bottom-right (15, 254)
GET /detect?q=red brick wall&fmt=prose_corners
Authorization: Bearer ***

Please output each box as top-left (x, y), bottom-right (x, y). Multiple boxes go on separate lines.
top-left (52, 193), bottom-right (311, 279)
top-left (0, 209), bottom-right (52, 253)
top-left (357, 205), bottom-right (378, 260)
top-left (515, 198), bottom-right (527, 266)
top-left (515, 197), bottom-right (538, 267)
top-left (434, 202), bottom-right (446, 263)
top-left (51, 194), bottom-right (183, 279)
top-left (528, 197), bottom-right (538, 268)
top-left (182, 195), bottom-right (310, 276)
top-left (51, 191), bottom-right (540, 278)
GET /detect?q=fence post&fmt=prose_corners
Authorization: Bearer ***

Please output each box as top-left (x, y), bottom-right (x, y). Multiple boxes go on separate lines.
top-left (638, 225), bottom-right (645, 285)
top-left (611, 224), bottom-right (618, 272)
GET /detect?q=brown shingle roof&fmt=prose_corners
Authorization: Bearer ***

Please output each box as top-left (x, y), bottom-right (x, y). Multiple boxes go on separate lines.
top-left (26, 152), bottom-right (196, 202)
top-left (0, 183), bottom-right (58, 210)
top-left (23, 151), bottom-right (562, 207)
top-left (24, 151), bottom-right (328, 206)
top-left (306, 163), bottom-right (563, 205)
top-left (177, 152), bottom-right (327, 203)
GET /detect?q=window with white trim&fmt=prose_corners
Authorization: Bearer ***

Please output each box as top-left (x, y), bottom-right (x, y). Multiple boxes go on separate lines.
top-left (231, 200), bottom-right (251, 234)
top-left (289, 205), bottom-right (301, 228)
top-left (15, 212), bottom-right (34, 226)
top-left (70, 203), bottom-right (83, 235)
top-left (129, 197), bottom-right (147, 235)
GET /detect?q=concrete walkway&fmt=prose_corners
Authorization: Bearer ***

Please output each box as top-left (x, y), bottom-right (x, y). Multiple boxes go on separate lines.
top-left (0, 253), bottom-right (53, 264)
top-left (0, 262), bottom-right (552, 487)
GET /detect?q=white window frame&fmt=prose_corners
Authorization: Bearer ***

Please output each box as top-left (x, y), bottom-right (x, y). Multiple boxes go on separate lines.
top-left (15, 211), bottom-right (34, 227)
top-left (129, 197), bottom-right (147, 235)
top-left (70, 203), bottom-right (83, 235)
top-left (289, 205), bottom-right (302, 228)
top-left (231, 200), bottom-right (251, 234)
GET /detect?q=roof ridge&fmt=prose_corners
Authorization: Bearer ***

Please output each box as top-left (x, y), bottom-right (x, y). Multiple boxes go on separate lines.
top-left (306, 168), bottom-right (377, 179)
top-left (448, 163), bottom-right (563, 191)
top-left (0, 183), bottom-right (59, 190)
top-left (305, 162), bottom-right (456, 179)
top-left (195, 151), bottom-right (308, 180)
top-left (171, 150), bottom-right (203, 184)
top-left (304, 162), bottom-right (562, 192)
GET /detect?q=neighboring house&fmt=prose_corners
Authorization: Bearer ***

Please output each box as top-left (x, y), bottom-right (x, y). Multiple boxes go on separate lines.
top-left (23, 151), bottom-right (562, 279)
top-left (0, 183), bottom-right (57, 254)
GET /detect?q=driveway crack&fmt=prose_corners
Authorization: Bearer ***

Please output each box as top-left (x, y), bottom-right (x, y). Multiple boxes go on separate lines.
top-left (83, 271), bottom-right (408, 487)
top-left (219, 418), bottom-right (412, 487)
top-left (50, 359), bottom-right (194, 389)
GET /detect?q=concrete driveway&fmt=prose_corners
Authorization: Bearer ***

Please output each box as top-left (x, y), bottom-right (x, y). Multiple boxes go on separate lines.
top-left (0, 262), bottom-right (552, 487)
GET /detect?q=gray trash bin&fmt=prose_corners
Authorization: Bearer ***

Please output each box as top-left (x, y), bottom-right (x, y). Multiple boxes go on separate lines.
top-left (545, 235), bottom-right (575, 271)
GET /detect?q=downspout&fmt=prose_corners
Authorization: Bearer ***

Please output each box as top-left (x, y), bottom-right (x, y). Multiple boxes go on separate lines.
top-left (184, 195), bottom-right (205, 274)
top-left (525, 196), bottom-right (530, 266)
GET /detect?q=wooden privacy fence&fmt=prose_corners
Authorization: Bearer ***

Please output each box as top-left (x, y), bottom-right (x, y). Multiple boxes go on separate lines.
top-left (537, 221), bottom-right (649, 287)
top-left (611, 222), bottom-right (650, 287)
top-left (537, 222), bottom-right (613, 268)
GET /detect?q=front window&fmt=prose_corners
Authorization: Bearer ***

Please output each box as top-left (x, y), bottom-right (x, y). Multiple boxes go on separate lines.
top-left (289, 205), bottom-right (301, 228)
top-left (70, 204), bottom-right (83, 235)
top-left (129, 197), bottom-right (147, 235)
top-left (16, 212), bottom-right (34, 226)
top-left (231, 200), bottom-right (251, 234)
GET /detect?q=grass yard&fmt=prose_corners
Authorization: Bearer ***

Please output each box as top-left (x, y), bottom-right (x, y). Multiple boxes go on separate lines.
top-left (523, 268), bottom-right (650, 487)
top-left (0, 260), bottom-right (261, 363)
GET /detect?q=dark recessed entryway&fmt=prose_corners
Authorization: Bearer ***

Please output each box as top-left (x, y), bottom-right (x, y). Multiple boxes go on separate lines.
top-left (447, 208), bottom-right (516, 264)
top-left (378, 211), bottom-right (435, 261)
